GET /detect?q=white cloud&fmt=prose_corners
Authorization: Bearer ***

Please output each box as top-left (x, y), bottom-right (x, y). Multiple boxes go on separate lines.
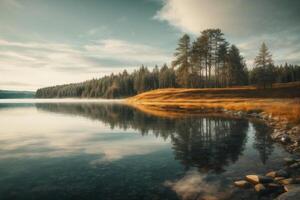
top-left (154, 0), bottom-right (241, 35)
top-left (164, 170), bottom-right (229, 200)
top-left (155, 0), bottom-right (300, 66)
top-left (85, 39), bottom-right (171, 63)
top-left (0, 107), bottom-right (169, 161)
top-left (0, 38), bottom-right (171, 90)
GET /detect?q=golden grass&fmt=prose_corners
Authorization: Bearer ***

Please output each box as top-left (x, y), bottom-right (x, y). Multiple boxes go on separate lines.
top-left (127, 82), bottom-right (300, 124)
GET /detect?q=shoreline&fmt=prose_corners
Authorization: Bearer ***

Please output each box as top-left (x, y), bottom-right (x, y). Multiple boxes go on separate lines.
top-left (126, 100), bottom-right (300, 154)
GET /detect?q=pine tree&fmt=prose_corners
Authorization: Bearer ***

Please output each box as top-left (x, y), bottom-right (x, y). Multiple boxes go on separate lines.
top-left (253, 42), bottom-right (275, 88)
top-left (172, 34), bottom-right (191, 87)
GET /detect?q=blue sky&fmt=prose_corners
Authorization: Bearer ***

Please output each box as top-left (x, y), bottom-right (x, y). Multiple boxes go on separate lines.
top-left (1, 0), bottom-right (300, 90)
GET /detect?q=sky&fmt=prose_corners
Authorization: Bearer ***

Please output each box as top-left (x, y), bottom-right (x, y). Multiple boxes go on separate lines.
top-left (0, 0), bottom-right (300, 91)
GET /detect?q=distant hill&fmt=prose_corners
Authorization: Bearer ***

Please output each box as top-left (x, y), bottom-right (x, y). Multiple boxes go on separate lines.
top-left (0, 90), bottom-right (35, 99)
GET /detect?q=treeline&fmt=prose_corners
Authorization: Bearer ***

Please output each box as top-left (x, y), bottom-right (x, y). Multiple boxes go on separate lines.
top-left (36, 65), bottom-right (176, 98)
top-left (36, 29), bottom-right (300, 98)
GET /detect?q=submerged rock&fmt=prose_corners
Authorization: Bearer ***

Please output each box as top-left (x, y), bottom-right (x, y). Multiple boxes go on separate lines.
top-left (289, 162), bottom-right (300, 169)
top-left (283, 157), bottom-right (295, 165)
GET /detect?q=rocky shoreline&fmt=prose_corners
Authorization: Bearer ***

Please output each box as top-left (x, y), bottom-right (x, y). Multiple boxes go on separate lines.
top-left (223, 109), bottom-right (300, 199)
top-left (221, 109), bottom-right (300, 154)
top-left (234, 158), bottom-right (300, 199)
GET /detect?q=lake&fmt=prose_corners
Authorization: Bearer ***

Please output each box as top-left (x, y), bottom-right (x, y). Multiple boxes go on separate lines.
top-left (0, 100), bottom-right (290, 200)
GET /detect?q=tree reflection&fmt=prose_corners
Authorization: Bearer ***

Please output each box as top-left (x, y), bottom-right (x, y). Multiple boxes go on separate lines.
top-left (36, 103), bottom-right (273, 172)
top-left (252, 122), bottom-right (274, 164)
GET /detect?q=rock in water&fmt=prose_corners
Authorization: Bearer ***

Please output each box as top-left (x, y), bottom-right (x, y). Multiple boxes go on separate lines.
top-left (245, 175), bottom-right (260, 184)
top-left (284, 158), bottom-right (296, 165)
top-left (289, 162), bottom-right (300, 169)
top-left (276, 186), bottom-right (300, 200)
top-left (234, 180), bottom-right (252, 188)
top-left (245, 175), bottom-right (273, 184)
top-left (266, 171), bottom-right (277, 178)
top-left (275, 177), bottom-right (286, 182)
top-left (267, 183), bottom-right (285, 194)
top-left (255, 184), bottom-right (267, 194)
top-left (281, 135), bottom-right (291, 144)
top-left (276, 170), bottom-right (289, 178)
top-left (279, 178), bottom-right (294, 185)
top-left (259, 176), bottom-right (274, 184)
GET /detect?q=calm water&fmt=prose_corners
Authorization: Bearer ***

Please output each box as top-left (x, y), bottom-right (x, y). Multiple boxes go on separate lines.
top-left (0, 100), bottom-right (290, 200)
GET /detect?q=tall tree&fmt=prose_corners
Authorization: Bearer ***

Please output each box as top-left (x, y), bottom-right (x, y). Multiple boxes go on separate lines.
top-left (172, 34), bottom-right (191, 87)
top-left (252, 42), bottom-right (275, 88)
top-left (227, 45), bottom-right (248, 86)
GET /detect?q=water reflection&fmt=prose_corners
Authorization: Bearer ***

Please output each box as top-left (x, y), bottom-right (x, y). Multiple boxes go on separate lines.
top-left (36, 103), bottom-right (271, 171)
top-left (0, 102), bottom-right (290, 200)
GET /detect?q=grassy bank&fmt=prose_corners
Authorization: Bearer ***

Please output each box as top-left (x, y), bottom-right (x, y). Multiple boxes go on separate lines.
top-left (127, 82), bottom-right (300, 124)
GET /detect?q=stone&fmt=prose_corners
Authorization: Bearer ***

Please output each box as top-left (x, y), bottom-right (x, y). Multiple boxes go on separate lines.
top-left (290, 178), bottom-right (300, 184)
top-left (259, 176), bottom-right (274, 184)
top-left (276, 169), bottom-right (289, 178)
top-left (275, 177), bottom-right (286, 182)
top-left (279, 178), bottom-right (294, 185)
top-left (267, 183), bottom-right (285, 194)
top-left (255, 183), bottom-right (266, 193)
top-left (266, 171), bottom-right (277, 178)
top-left (245, 175), bottom-right (273, 185)
top-left (234, 180), bottom-right (252, 188)
top-left (276, 186), bottom-right (300, 200)
top-left (245, 175), bottom-right (260, 184)
top-left (281, 135), bottom-right (291, 144)
top-left (284, 158), bottom-right (296, 165)
top-left (289, 162), bottom-right (300, 169)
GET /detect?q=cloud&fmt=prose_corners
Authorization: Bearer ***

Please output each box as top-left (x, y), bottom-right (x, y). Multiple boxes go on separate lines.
top-left (0, 107), bottom-right (169, 161)
top-left (154, 0), bottom-right (300, 66)
top-left (0, 38), bottom-right (171, 90)
top-left (84, 39), bottom-right (171, 64)
top-left (1, 0), bottom-right (22, 9)
top-left (154, 0), bottom-right (300, 36)
top-left (164, 170), bottom-right (229, 200)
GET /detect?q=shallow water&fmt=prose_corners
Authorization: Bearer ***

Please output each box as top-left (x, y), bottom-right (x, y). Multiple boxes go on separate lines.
top-left (0, 101), bottom-right (290, 200)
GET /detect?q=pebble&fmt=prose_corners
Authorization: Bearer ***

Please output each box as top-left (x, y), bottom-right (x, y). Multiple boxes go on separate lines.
top-left (234, 180), bottom-right (252, 188)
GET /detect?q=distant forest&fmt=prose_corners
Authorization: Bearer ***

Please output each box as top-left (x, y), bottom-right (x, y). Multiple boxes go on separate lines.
top-left (36, 29), bottom-right (300, 98)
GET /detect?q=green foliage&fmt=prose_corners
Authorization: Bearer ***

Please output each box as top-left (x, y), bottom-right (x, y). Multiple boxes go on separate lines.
top-left (252, 43), bottom-right (275, 88)
top-left (36, 65), bottom-right (176, 98)
top-left (36, 30), bottom-right (300, 98)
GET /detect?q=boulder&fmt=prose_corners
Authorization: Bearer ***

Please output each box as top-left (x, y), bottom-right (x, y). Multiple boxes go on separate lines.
top-left (234, 180), bottom-right (252, 188)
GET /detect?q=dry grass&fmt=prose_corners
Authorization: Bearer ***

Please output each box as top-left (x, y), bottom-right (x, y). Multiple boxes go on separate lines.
top-left (127, 82), bottom-right (300, 124)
